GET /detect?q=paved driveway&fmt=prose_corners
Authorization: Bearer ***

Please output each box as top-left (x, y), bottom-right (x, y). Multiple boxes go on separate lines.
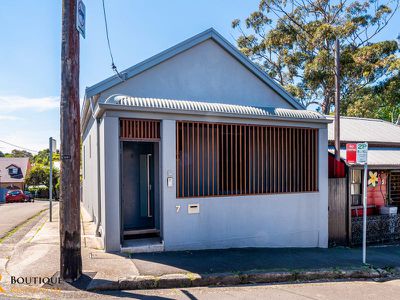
top-left (0, 200), bottom-right (49, 238)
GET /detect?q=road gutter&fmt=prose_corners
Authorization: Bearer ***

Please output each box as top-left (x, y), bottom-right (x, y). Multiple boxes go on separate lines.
top-left (87, 267), bottom-right (400, 291)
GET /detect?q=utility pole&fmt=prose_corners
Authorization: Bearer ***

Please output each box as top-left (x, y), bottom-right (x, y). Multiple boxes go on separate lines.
top-left (334, 38), bottom-right (341, 176)
top-left (60, 0), bottom-right (82, 282)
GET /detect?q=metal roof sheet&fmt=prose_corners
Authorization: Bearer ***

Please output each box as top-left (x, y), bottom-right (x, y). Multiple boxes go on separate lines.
top-left (328, 147), bottom-right (400, 168)
top-left (104, 95), bottom-right (325, 120)
top-left (327, 116), bottom-right (400, 144)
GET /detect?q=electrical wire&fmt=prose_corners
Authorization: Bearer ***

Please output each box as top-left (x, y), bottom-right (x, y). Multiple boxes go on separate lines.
top-left (0, 139), bottom-right (39, 153)
top-left (101, 0), bottom-right (125, 81)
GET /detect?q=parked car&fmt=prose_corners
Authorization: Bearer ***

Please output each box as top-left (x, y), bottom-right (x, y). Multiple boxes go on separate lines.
top-left (23, 191), bottom-right (34, 202)
top-left (5, 190), bottom-right (28, 203)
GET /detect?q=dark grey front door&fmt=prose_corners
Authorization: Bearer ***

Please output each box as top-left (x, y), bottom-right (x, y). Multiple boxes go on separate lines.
top-left (122, 142), bottom-right (155, 231)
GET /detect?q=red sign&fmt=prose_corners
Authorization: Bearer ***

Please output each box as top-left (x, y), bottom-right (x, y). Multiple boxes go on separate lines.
top-left (346, 143), bottom-right (357, 164)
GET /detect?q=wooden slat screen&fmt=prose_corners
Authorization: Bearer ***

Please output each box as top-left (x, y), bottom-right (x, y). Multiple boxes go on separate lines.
top-left (120, 119), bottom-right (160, 141)
top-left (176, 121), bottom-right (319, 198)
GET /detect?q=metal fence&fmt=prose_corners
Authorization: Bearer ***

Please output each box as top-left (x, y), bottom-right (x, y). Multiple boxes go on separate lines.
top-left (351, 214), bottom-right (400, 245)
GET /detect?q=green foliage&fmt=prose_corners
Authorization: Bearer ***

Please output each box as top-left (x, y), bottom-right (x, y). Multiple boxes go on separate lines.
top-left (25, 164), bottom-right (60, 196)
top-left (345, 76), bottom-right (400, 121)
top-left (3, 149), bottom-right (33, 158)
top-left (31, 149), bottom-right (59, 166)
top-left (27, 185), bottom-right (49, 199)
top-left (233, 0), bottom-right (400, 117)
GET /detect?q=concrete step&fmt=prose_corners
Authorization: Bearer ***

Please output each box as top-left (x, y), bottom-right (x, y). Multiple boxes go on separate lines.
top-left (121, 237), bottom-right (164, 253)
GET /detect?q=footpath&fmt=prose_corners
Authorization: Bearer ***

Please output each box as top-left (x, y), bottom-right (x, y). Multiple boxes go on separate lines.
top-left (0, 205), bottom-right (399, 293)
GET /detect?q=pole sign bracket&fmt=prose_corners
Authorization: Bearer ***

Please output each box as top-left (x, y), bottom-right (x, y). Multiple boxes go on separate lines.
top-left (77, 0), bottom-right (86, 38)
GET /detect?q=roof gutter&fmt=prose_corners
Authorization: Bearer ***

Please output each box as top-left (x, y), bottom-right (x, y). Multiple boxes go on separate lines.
top-left (96, 102), bottom-right (332, 124)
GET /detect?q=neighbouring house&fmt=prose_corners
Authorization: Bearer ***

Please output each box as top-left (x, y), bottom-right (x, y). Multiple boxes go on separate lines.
top-left (0, 157), bottom-right (31, 194)
top-left (327, 116), bottom-right (400, 246)
top-left (81, 28), bottom-right (331, 253)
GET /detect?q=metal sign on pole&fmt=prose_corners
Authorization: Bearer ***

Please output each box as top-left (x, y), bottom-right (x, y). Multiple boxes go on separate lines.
top-left (357, 142), bottom-right (368, 264)
top-left (49, 138), bottom-right (57, 222)
top-left (76, 0), bottom-right (86, 38)
top-left (346, 142), bottom-right (368, 264)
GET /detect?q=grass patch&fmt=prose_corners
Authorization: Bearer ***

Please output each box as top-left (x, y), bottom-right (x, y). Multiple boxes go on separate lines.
top-left (27, 217), bottom-right (47, 243)
top-left (0, 209), bottom-right (47, 245)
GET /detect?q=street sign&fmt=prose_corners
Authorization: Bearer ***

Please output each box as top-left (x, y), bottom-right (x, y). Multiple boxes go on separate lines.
top-left (50, 138), bottom-right (57, 153)
top-left (346, 143), bottom-right (357, 164)
top-left (76, 0), bottom-right (86, 38)
top-left (357, 142), bottom-right (368, 164)
top-left (346, 142), bottom-right (369, 264)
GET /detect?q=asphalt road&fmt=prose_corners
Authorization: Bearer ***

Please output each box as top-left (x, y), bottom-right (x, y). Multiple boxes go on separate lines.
top-left (2, 279), bottom-right (400, 299)
top-left (0, 200), bottom-right (49, 238)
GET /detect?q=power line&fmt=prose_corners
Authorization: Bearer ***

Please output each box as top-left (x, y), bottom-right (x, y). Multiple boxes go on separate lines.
top-left (0, 139), bottom-right (39, 153)
top-left (101, 0), bottom-right (125, 81)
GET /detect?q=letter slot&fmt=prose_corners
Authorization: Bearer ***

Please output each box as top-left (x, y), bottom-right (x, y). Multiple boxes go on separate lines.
top-left (188, 204), bottom-right (200, 214)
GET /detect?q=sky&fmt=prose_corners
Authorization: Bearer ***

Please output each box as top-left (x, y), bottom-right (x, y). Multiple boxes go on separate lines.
top-left (0, 0), bottom-right (399, 153)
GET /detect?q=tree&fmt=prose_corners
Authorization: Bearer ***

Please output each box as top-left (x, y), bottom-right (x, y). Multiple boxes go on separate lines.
top-left (25, 164), bottom-right (60, 195)
top-left (232, 0), bottom-right (400, 115)
top-left (32, 149), bottom-right (60, 166)
top-left (0, 151), bottom-right (4, 157)
top-left (345, 75), bottom-right (400, 122)
top-left (4, 149), bottom-right (33, 158)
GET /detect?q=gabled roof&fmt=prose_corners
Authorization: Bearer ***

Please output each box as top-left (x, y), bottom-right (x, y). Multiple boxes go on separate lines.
top-left (327, 116), bottom-right (400, 146)
top-left (0, 157), bottom-right (30, 183)
top-left (6, 164), bottom-right (19, 169)
top-left (85, 28), bottom-right (304, 110)
top-left (102, 95), bottom-right (325, 122)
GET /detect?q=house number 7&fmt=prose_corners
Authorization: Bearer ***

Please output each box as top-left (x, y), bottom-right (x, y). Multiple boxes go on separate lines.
top-left (176, 205), bottom-right (181, 213)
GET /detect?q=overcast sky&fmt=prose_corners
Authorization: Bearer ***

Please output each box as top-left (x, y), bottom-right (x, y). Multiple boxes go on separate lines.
top-left (0, 0), bottom-right (398, 153)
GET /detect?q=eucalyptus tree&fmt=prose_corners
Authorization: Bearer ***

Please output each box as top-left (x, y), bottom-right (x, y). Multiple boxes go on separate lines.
top-left (233, 0), bottom-right (400, 115)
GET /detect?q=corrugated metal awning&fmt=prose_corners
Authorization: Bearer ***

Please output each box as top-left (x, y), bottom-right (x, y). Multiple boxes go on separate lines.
top-left (328, 147), bottom-right (400, 169)
top-left (327, 116), bottom-right (400, 145)
top-left (103, 95), bottom-right (326, 121)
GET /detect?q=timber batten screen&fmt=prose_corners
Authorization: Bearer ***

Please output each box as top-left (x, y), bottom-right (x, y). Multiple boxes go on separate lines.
top-left (120, 119), bottom-right (160, 141)
top-left (176, 121), bottom-right (319, 198)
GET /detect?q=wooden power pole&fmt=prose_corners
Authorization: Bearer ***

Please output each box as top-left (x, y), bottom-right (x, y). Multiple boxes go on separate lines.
top-left (334, 38), bottom-right (341, 176)
top-left (60, 0), bottom-right (82, 282)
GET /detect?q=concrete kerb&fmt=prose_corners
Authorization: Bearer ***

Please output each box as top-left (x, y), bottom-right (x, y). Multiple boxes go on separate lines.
top-left (87, 267), bottom-right (398, 291)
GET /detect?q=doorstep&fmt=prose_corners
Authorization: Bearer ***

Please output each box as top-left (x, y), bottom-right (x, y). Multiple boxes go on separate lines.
top-left (121, 237), bottom-right (164, 253)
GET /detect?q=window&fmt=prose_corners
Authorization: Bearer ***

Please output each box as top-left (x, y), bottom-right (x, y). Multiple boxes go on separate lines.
top-left (8, 167), bottom-right (18, 175)
top-left (89, 135), bottom-right (92, 158)
top-left (176, 121), bottom-right (319, 198)
top-left (120, 119), bottom-right (160, 141)
top-left (350, 169), bottom-right (362, 206)
top-left (389, 171), bottom-right (400, 206)
top-left (83, 145), bottom-right (86, 179)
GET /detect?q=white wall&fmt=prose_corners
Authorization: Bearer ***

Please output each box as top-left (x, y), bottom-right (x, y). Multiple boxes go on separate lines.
top-left (161, 119), bottom-right (329, 251)
top-left (82, 117), bottom-right (99, 224)
top-left (99, 116), bottom-right (121, 252)
top-left (89, 111), bottom-right (328, 252)
top-left (99, 40), bottom-right (294, 109)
